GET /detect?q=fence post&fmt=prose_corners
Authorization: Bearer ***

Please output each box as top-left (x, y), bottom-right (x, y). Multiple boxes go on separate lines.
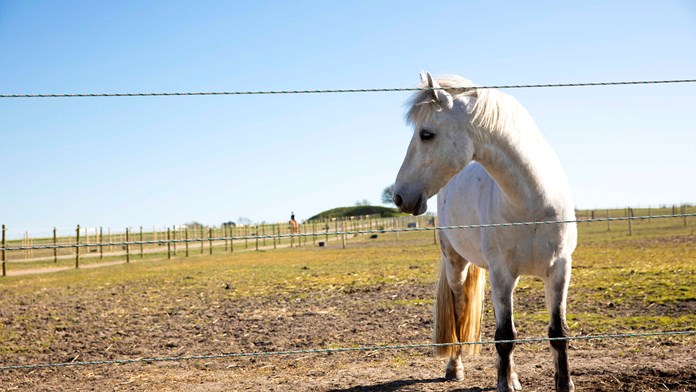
top-left (209, 227), bottom-right (214, 255)
top-left (98, 227), bottom-right (103, 259)
top-left (683, 205), bottom-right (687, 227)
top-left (53, 227), bottom-right (58, 263)
top-left (606, 210), bottom-right (611, 232)
top-left (273, 225), bottom-right (277, 249)
top-left (325, 221), bottom-right (329, 243)
top-left (200, 227), bottom-right (204, 254)
top-left (172, 226), bottom-right (177, 256)
top-left (395, 218), bottom-right (400, 241)
top-left (140, 226), bottom-right (144, 259)
top-left (185, 228), bottom-right (190, 257)
top-left (244, 226), bottom-right (249, 249)
top-left (341, 222), bottom-right (346, 249)
top-left (75, 225), bottom-right (81, 269)
top-left (433, 216), bottom-right (438, 245)
top-left (224, 226), bottom-right (229, 251)
top-left (254, 226), bottom-right (259, 251)
top-left (125, 228), bottom-right (130, 263)
top-left (167, 228), bottom-right (172, 259)
top-left (628, 208), bottom-right (633, 236)
top-left (2, 224), bottom-right (6, 277)
top-left (231, 226), bottom-right (235, 253)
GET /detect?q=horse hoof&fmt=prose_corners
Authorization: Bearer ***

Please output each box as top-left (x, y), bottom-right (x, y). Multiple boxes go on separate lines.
top-left (444, 368), bottom-right (464, 381)
top-left (555, 377), bottom-right (574, 392)
top-left (513, 379), bottom-right (522, 390)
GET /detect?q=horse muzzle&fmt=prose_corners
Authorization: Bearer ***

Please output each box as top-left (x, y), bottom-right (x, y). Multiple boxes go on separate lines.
top-left (394, 191), bottom-right (428, 216)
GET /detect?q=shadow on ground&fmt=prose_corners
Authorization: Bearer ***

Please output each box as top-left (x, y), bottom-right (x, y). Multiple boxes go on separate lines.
top-left (327, 377), bottom-right (494, 392)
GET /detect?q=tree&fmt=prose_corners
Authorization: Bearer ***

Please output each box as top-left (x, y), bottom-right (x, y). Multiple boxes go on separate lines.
top-left (354, 199), bottom-right (370, 206)
top-left (381, 184), bottom-right (395, 205)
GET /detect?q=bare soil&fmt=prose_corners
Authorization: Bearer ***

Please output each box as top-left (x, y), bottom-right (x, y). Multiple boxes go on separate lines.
top-left (1, 279), bottom-right (694, 391)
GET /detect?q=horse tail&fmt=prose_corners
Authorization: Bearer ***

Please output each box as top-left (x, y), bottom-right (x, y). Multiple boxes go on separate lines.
top-left (434, 257), bottom-right (486, 357)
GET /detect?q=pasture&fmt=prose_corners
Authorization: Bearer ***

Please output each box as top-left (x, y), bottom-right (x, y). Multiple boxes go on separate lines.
top-left (0, 212), bottom-right (694, 391)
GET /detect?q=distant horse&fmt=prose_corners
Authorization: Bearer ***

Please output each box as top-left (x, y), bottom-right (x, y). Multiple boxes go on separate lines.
top-left (393, 73), bottom-right (577, 392)
top-left (289, 219), bottom-right (298, 234)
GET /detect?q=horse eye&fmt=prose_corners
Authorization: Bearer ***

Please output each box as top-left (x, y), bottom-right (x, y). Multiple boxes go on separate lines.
top-left (419, 129), bottom-right (435, 141)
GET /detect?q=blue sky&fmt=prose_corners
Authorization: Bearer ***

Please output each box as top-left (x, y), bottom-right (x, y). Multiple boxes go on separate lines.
top-left (1, 1), bottom-right (695, 238)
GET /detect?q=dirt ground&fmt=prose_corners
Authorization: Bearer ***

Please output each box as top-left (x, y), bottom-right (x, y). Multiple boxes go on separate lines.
top-left (1, 278), bottom-right (694, 391)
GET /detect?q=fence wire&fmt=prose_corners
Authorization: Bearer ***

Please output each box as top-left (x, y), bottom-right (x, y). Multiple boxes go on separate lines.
top-left (2, 79), bottom-right (695, 99)
top-left (1, 213), bottom-right (694, 252)
top-left (0, 330), bottom-right (693, 371)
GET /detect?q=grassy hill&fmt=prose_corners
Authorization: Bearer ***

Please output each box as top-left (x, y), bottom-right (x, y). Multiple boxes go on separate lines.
top-left (308, 205), bottom-right (403, 221)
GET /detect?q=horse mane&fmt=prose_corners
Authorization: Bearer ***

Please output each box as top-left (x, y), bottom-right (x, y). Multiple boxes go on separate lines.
top-left (405, 75), bottom-right (528, 135)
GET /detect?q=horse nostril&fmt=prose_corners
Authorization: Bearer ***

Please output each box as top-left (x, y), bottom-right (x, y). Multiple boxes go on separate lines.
top-left (394, 194), bottom-right (403, 207)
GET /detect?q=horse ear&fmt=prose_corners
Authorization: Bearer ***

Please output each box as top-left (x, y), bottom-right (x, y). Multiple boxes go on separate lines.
top-left (419, 71), bottom-right (427, 83)
top-left (426, 72), bottom-right (454, 110)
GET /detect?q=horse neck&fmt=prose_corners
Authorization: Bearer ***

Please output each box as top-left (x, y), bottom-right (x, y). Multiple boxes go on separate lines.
top-left (472, 124), bottom-right (571, 214)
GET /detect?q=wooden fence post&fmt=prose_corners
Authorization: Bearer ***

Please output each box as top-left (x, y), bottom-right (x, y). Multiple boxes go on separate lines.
top-left (185, 228), bottom-right (190, 257)
top-left (231, 226), bottom-right (235, 253)
top-left (209, 228), bottom-right (214, 255)
top-left (53, 227), bottom-right (58, 263)
top-left (312, 221), bottom-right (317, 245)
top-left (2, 224), bottom-right (6, 277)
top-left (683, 205), bottom-right (688, 227)
top-left (200, 227), bottom-right (204, 254)
top-left (341, 222), bottom-right (346, 249)
top-left (125, 228), bottom-right (130, 263)
top-left (395, 218), bottom-right (400, 241)
top-left (244, 226), bottom-right (249, 249)
top-left (139, 226), bottom-right (144, 259)
top-left (606, 210), bottom-right (611, 232)
top-left (273, 225), bottom-right (277, 249)
top-left (75, 225), bottom-right (81, 269)
top-left (99, 227), bottom-right (104, 259)
top-left (433, 216), bottom-right (438, 245)
top-left (628, 208), bottom-right (633, 236)
top-left (167, 228), bottom-right (172, 259)
top-left (224, 226), bottom-right (229, 251)
top-left (254, 226), bottom-right (259, 251)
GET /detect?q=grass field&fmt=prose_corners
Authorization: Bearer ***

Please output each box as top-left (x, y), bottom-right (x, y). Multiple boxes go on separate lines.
top-left (0, 212), bottom-right (694, 391)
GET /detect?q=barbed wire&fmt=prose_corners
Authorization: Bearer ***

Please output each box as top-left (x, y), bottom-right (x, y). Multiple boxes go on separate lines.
top-left (0, 330), bottom-right (692, 371)
top-left (1, 79), bottom-right (695, 99)
top-left (1, 213), bottom-right (694, 252)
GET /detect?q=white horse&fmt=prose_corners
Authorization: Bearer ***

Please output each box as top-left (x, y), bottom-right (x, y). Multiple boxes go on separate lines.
top-left (393, 73), bottom-right (577, 392)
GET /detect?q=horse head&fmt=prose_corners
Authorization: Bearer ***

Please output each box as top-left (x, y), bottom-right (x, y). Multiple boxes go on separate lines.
top-left (393, 72), bottom-right (478, 215)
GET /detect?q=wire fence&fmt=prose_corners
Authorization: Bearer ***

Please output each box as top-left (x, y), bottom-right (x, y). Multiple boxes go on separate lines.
top-left (2, 77), bottom-right (695, 376)
top-left (0, 330), bottom-right (693, 372)
top-left (2, 78), bottom-right (695, 98)
top-left (2, 212), bottom-right (695, 252)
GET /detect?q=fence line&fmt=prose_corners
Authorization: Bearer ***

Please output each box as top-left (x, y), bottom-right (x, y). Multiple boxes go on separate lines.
top-left (0, 330), bottom-right (693, 372)
top-left (1, 213), bottom-right (694, 252)
top-left (2, 79), bottom-right (696, 99)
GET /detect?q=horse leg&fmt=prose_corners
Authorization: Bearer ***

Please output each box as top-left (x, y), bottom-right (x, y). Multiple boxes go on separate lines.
top-left (490, 269), bottom-right (522, 392)
top-left (437, 236), bottom-right (486, 381)
top-left (438, 246), bottom-right (466, 380)
top-left (544, 257), bottom-right (575, 392)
